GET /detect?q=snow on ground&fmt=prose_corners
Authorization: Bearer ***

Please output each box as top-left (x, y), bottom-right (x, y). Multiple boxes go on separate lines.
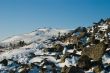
top-left (56, 62), bottom-right (65, 68)
top-left (44, 56), bottom-right (57, 63)
top-left (28, 66), bottom-right (39, 73)
top-left (56, 55), bottom-right (79, 68)
top-left (76, 51), bottom-right (82, 55)
top-left (65, 58), bottom-right (72, 67)
top-left (34, 49), bottom-right (44, 55)
top-left (0, 42), bottom-right (46, 63)
top-left (0, 47), bottom-right (36, 62)
top-left (102, 52), bottom-right (110, 64)
top-left (67, 49), bottom-right (74, 53)
top-left (29, 56), bottom-right (57, 64)
top-left (29, 57), bottom-right (43, 63)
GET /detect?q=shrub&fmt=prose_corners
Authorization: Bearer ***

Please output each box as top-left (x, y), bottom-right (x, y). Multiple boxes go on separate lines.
top-left (52, 44), bottom-right (64, 52)
top-left (44, 44), bottom-right (64, 53)
top-left (0, 59), bottom-right (8, 66)
top-left (44, 48), bottom-right (55, 52)
top-left (17, 41), bottom-right (26, 47)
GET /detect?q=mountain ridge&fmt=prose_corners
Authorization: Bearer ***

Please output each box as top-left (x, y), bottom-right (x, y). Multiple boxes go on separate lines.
top-left (0, 28), bottom-right (74, 46)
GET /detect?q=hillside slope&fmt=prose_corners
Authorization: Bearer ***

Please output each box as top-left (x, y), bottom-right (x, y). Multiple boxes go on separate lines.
top-left (0, 18), bottom-right (110, 73)
top-left (0, 28), bottom-right (74, 46)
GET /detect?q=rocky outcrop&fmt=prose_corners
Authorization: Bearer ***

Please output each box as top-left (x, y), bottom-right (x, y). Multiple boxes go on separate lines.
top-left (82, 42), bottom-right (107, 61)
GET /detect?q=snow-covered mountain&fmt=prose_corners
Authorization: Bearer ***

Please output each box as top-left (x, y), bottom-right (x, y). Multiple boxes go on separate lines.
top-left (0, 28), bottom-right (74, 46)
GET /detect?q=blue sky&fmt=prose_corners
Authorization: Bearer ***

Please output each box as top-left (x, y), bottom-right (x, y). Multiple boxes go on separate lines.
top-left (0, 0), bottom-right (110, 41)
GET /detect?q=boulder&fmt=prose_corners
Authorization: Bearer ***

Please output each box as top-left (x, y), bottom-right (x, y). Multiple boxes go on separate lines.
top-left (77, 55), bottom-right (91, 70)
top-left (66, 66), bottom-right (84, 73)
top-left (82, 42), bottom-right (106, 61)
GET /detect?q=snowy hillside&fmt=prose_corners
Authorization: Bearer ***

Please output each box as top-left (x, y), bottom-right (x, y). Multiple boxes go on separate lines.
top-left (1, 28), bottom-right (73, 45)
top-left (0, 18), bottom-right (110, 73)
